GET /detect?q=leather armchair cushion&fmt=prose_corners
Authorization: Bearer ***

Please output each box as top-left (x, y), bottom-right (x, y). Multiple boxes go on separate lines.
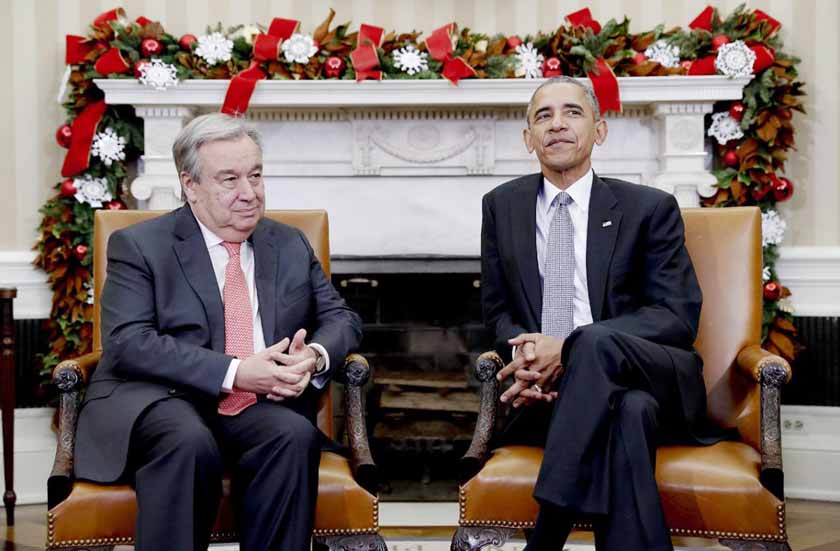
top-left (48, 452), bottom-right (378, 548)
top-left (460, 443), bottom-right (784, 539)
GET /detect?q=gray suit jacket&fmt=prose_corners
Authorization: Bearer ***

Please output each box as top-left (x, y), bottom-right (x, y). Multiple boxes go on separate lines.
top-left (75, 206), bottom-right (362, 482)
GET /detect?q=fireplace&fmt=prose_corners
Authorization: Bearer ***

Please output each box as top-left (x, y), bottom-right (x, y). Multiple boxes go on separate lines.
top-left (96, 76), bottom-right (749, 501)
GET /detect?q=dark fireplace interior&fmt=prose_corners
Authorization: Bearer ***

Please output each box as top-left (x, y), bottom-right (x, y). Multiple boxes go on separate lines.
top-left (331, 272), bottom-right (494, 501)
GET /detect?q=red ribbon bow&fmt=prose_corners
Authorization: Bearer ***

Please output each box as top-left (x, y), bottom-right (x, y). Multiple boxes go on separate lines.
top-left (221, 61), bottom-right (267, 116)
top-left (564, 10), bottom-right (620, 113)
top-left (689, 6), bottom-right (715, 31)
top-left (754, 10), bottom-right (781, 33)
top-left (93, 8), bottom-right (124, 30)
top-left (61, 100), bottom-right (107, 177)
top-left (350, 24), bottom-right (384, 81)
top-left (253, 18), bottom-right (300, 61)
top-left (425, 23), bottom-right (476, 85)
top-left (565, 8), bottom-right (602, 34)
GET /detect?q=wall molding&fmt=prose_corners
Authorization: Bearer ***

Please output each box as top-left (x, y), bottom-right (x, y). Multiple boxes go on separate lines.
top-left (3, 246), bottom-right (839, 318)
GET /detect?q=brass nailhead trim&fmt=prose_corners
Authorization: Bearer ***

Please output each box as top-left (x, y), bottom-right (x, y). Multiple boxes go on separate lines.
top-left (47, 496), bottom-right (382, 547)
top-left (458, 487), bottom-right (789, 543)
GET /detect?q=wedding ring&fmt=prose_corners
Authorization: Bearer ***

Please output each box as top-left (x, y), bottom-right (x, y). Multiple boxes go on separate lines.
top-left (532, 384), bottom-right (543, 394)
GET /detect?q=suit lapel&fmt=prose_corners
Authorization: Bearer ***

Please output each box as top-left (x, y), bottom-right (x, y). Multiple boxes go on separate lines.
top-left (586, 174), bottom-right (622, 322)
top-left (251, 220), bottom-right (278, 344)
top-left (511, 174), bottom-right (543, 325)
top-left (172, 207), bottom-right (226, 352)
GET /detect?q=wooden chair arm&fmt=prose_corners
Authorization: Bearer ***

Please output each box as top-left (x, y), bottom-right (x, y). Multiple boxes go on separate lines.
top-left (736, 344), bottom-right (792, 501)
top-left (48, 351), bottom-right (101, 508)
top-left (336, 353), bottom-right (378, 494)
top-left (459, 351), bottom-right (504, 484)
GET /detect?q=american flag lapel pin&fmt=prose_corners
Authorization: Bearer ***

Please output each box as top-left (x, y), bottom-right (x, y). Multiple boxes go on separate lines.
top-left (602, 220), bottom-right (612, 228)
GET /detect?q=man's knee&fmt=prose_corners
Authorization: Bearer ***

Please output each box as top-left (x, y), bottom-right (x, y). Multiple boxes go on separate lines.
top-left (170, 423), bottom-right (223, 471)
top-left (565, 324), bottom-right (624, 373)
top-left (263, 411), bottom-right (320, 456)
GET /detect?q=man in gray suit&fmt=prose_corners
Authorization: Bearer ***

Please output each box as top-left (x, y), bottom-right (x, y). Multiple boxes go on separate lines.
top-left (74, 113), bottom-right (362, 551)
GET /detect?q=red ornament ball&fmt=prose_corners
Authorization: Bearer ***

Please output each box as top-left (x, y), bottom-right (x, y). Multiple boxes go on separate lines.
top-left (632, 52), bottom-right (647, 65)
top-left (711, 34), bottom-right (731, 50)
top-left (106, 200), bottom-right (126, 210)
top-left (73, 244), bottom-right (89, 262)
top-left (772, 176), bottom-right (794, 202)
top-left (179, 34), bottom-right (198, 51)
top-left (763, 281), bottom-right (782, 301)
top-left (723, 149), bottom-right (739, 168)
top-left (60, 179), bottom-right (77, 197)
top-left (133, 59), bottom-right (150, 78)
top-left (141, 38), bottom-right (163, 58)
top-left (542, 57), bottom-right (563, 77)
top-left (728, 101), bottom-right (745, 121)
top-left (324, 56), bottom-right (346, 78)
top-left (506, 35), bottom-right (523, 50)
top-left (56, 124), bottom-right (73, 148)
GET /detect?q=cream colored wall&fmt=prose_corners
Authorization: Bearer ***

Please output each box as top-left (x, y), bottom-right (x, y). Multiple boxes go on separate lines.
top-left (1, 0), bottom-right (837, 250)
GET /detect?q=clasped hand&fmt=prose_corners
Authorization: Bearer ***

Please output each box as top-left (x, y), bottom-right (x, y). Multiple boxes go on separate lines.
top-left (233, 328), bottom-right (318, 401)
top-left (497, 333), bottom-right (565, 408)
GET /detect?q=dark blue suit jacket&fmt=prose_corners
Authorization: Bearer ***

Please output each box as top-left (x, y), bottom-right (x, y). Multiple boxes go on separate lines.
top-left (75, 206), bottom-right (362, 482)
top-left (481, 173), bottom-right (708, 441)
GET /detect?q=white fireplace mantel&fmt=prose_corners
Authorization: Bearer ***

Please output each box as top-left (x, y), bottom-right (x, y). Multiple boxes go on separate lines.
top-left (96, 76), bottom-right (749, 267)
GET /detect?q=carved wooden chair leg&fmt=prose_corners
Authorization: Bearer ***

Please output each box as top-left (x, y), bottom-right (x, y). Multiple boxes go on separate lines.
top-left (450, 527), bottom-right (517, 551)
top-left (314, 533), bottom-right (388, 550)
top-left (719, 539), bottom-right (792, 551)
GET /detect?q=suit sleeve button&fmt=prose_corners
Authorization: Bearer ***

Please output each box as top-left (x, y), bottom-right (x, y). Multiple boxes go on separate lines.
top-left (169, 389), bottom-right (177, 395)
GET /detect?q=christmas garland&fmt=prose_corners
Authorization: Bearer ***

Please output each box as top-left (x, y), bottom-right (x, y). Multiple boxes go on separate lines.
top-left (35, 5), bottom-right (804, 379)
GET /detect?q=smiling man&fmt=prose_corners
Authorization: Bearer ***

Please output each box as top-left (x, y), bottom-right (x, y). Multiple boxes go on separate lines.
top-left (480, 77), bottom-right (706, 551)
top-left (73, 113), bottom-right (362, 551)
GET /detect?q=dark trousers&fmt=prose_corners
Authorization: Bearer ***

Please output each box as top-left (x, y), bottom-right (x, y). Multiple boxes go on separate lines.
top-left (129, 398), bottom-right (321, 551)
top-left (527, 324), bottom-right (688, 551)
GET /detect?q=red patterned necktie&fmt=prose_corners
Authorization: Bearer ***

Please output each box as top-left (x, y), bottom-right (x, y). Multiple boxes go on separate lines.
top-left (218, 241), bottom-right (258, 416)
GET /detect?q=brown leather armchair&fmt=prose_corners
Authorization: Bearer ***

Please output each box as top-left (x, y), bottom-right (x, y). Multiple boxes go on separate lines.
top-left (47, 210), bottom-right (386, 551)
top-left (452, 207), bottom-right (793, 551)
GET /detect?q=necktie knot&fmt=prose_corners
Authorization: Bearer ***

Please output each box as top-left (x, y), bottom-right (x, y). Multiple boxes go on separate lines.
top-left (222, 241), bottom-right (242, 257)
top-left (554, 191), bottom-right (573, 208)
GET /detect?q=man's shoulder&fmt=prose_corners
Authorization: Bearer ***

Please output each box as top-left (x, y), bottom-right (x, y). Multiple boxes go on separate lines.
top-left (484, 173), bottom-right (540, 202)
top-left (598, 176), bottom-right (675, 209)
top-left (111, 209), bottom-right (179, 241)
top-left (255, 216), bottom-right (305, 240)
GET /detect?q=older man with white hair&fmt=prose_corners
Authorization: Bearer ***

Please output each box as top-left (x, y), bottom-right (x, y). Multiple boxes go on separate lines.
top-left (74, 113), bottom-right (362, 551)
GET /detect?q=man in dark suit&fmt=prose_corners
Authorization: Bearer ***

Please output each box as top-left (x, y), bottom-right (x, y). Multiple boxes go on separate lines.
top-left (74, 113), bottom-right (362, 551)
top-left (481, 77), bottom-right (706, 551)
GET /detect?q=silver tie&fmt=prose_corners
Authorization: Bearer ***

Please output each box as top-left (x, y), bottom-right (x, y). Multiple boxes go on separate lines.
top-left (541, 191), bottom-right (575, 338)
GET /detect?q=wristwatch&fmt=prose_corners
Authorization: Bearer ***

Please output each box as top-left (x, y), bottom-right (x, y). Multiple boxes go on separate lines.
top-left (310, 346), bottom-right (327, 375)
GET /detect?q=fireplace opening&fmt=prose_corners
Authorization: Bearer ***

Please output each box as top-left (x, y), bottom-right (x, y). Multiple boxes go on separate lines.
top-left (332, 271), bottom-right (494, 501)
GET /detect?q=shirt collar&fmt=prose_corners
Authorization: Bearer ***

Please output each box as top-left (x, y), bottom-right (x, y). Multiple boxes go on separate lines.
top-left (194, 216), bottom-right (224, 250)
top-left (540, 168), bottom-right (593, 213)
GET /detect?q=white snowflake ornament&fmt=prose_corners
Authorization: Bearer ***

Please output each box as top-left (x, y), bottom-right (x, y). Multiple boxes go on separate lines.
top-left (195, 32), bottom-right (233, 65)
top-left (762, 266), bottom-right (772, 282)
top-left (83, 279), bottom-right (95, 305)
top-left (515, 42), bottom-right (544, 79)
top-left (138, 59), bottom-right (179, 90)
top-left (707, 112), bottom-right (744, 145)
top-left (644, 40), bottom-right (681, 68)
top-left (393, 44), bottom-right (429, 75)
top-left (761, 209), bottom-right (786, 247)
top-left (715, 40), bottom-right (756, 78)
top-left (73, 175), bottom-right (113, 208)
top-left (91, 128), bottom-right (126, 166)
top-left (778, 298), bottom-right (795, 315)
top-left (282, 33), bottom-right (318, 64)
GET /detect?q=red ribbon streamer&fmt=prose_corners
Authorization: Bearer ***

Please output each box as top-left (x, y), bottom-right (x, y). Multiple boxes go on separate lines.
top-left (135, 16), bottom-right (152, 27)
top-left (689, 6), bottom-right (714, 31)
top-left (425, 23), bottom-right (476, 85)
top-left (66, 35), bottom-right (95, 64)
top-left (351, 24), bottom-right (384, 81)
top-left (587, 57), bottom-right (621, 114)
top-left (253, 18), bottom-right (300, 61)
top-left (221, 61), bottom-right (267, 116)
top-left (565, 8), bottom-right (602, 34)
top-left (94, 48), bottom-right (130, 75)
top-left (754, 10), bottom-right (781, 33)
top-left (687, 55), bottom-right (716, 75)
top-left (751, 45), bottom-right (776, 73)
top-left (93, 8), bottom-right (124, 30)
top-left (61, 101), bottom-right (107, 177)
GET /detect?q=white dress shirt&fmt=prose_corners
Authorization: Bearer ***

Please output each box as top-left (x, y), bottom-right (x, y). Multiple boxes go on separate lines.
top-left (536, 169), bottom-right (595, 330)
top-left (195, 220), bottom-right (329, 392)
